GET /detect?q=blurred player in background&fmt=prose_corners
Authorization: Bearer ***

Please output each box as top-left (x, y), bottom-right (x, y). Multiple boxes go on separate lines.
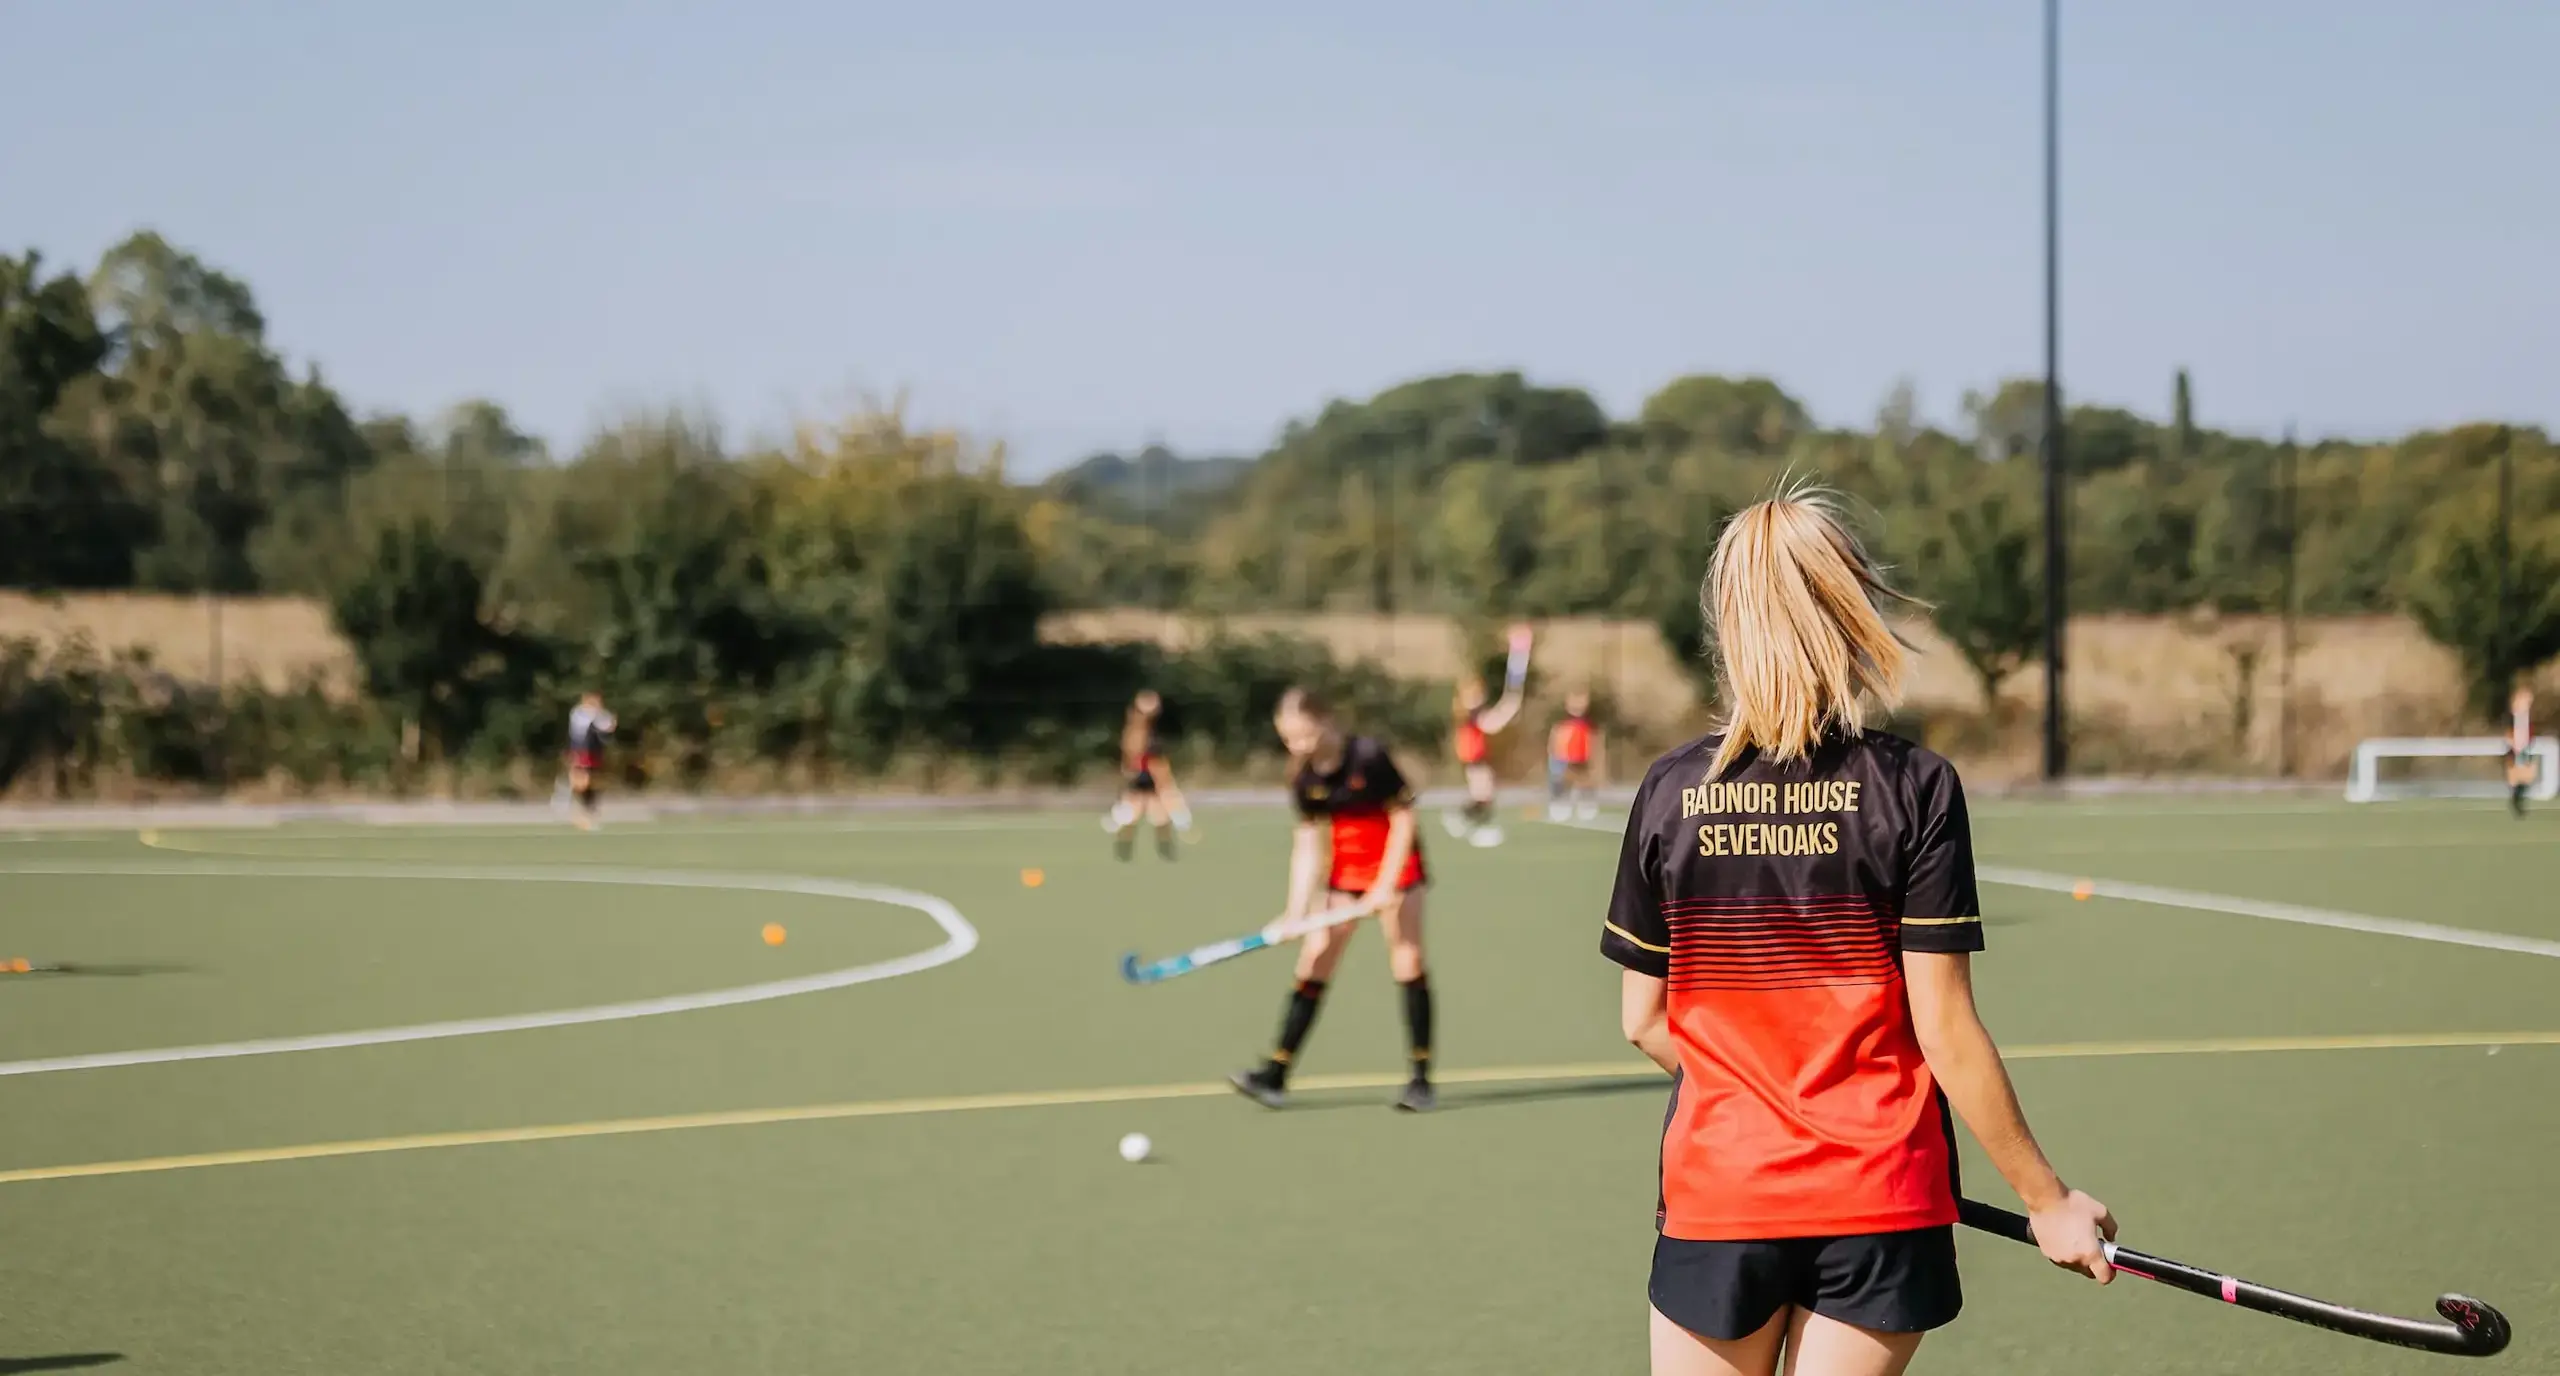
top-left (1607, 491), bottom-right (2113, 1375)
top-left (2507, 681), bottom-right (2534, 818)
top-left (1444, 625), bottom-right (1534, 847)
top-left (564, 691), bottom-right (616, 831)
top-left (1546, 688), bottom-right (1606, 822)
top-left (1106, 689), bottom-right (1192, 859)
top-left (1231, 686), bottom-right (1438, 1112)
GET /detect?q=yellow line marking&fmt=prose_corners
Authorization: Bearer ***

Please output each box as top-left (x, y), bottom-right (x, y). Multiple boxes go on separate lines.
top-left (3, 1035), bottom-right (2553, 1188)
top-left (2003, 1029), bottom-right (2560, 1060)
top-left (0, 1062), bottom-right (1635, 1187)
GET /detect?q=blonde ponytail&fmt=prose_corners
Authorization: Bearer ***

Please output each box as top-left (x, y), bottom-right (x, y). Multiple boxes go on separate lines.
top-left (1702, 489), bottom-right (1909, 780)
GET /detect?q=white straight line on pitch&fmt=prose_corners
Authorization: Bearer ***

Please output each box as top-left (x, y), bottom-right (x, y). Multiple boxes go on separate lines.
top-left (1974, 866), bottom-right (2560, 960)
top-left (0, 862), bottom-right (979, 1077)
top-left (1546, 816), bottom-right (2560, 960)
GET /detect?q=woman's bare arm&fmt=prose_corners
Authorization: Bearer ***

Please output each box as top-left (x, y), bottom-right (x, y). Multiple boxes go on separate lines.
top-left (1619, 970), bottom-right (1677, 1073)
top-left (1281, 823), bottom-right (1323, 923)
top-left (1905, 950), bottom-right (2119, 1282)
top-left (1152, 758), bottom-right (1189, 817)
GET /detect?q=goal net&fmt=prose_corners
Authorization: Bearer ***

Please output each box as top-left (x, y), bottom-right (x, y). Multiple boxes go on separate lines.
top-left (2345, 736), bottom-right (2560, 802)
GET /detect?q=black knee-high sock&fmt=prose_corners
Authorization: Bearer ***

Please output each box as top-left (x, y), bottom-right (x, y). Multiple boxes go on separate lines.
top-left (1466, 798), bottom-right (1492, 826)
top-left (1400, 974), bottom-right (1433, 1078)
top-left (1269, 979), bottom-right (1327, 1079)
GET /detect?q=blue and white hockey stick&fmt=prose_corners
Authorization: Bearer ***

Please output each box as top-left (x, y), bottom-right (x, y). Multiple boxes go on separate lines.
top-left (1120, 895), bottom-right (1384, 985)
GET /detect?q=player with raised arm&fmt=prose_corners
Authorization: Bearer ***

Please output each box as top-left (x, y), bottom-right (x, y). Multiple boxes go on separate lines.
top-left (2506, 681), bottom-right (2534, 819)
top-left (1105, 690), bottom-right (1193, 859)
top-left (1444, 625), bottom-right (1534, 847)
top-left (564, 691), bottom-right (616, 832)
top-left (1603, 491), bottom-right (2115, 1376)
top-left (1546, 688), bottom-right (1606, 822)
top-left (1230, 687), bottom-right (1438, 1112)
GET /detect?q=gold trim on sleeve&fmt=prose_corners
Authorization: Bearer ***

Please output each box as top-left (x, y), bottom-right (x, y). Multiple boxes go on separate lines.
top-left (1605, 921), bottom-right (1671, 953)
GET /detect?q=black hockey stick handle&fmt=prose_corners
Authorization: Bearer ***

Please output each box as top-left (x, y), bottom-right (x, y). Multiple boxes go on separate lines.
top-left (1958, 1199), bottom-right (2510, 1358)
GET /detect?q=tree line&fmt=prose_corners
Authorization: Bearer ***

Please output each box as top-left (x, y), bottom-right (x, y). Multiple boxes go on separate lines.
top-left (3, 232), bottom-right (2554, 794)
top-left (1047, 360), bottom-right (2558, 721)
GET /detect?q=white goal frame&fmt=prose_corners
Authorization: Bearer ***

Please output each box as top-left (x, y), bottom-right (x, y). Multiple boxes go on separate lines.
top-left (2345, 736), bottom-right (2560, 803)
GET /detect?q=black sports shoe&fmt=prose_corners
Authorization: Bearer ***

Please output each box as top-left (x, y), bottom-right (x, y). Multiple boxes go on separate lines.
top-left (1228, 1064), bottom-right (1289, 1109)
top-left (1392, 1076), bottom-right (1437, 1113)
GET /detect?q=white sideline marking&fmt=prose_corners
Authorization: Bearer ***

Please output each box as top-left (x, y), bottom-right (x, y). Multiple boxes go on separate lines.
top-left (0, 862), bottom-right (979, 1077)
top-left (1974, 866), bottom-right (2560, 960)
top-left (1547, 816), bottom-right (2560, 960)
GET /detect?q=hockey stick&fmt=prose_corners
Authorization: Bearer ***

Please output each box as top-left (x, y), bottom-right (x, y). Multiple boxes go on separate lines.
top-left (1958, 1199), bottom-right (2510, 1357)
top-left (1119, 895), bottom-right (1385, 985)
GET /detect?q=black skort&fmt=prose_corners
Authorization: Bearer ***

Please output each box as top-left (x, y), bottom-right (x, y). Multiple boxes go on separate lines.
top-left (1650, 1225), bottom-right (1961, 1342)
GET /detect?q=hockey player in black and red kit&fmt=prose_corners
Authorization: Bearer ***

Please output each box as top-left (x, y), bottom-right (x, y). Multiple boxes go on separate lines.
top-left (1229, 687), bottom-right (1438, 1113)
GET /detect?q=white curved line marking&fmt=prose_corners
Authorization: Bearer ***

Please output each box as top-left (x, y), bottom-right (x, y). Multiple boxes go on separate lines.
top-left (0, 862), bottom-right (978, 1077)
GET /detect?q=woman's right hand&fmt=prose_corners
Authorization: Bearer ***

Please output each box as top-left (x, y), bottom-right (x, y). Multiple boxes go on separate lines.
top-left (2028, 1188), bottom-right (2119, 1283)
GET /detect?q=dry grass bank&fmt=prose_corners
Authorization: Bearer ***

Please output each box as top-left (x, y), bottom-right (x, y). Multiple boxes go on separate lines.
top-left (3, 593), bottom-right (2499, 784)
top-left (1050, 608), bottom-right (2491, 784)
top-left (0, 591), bottom-right (352, 689)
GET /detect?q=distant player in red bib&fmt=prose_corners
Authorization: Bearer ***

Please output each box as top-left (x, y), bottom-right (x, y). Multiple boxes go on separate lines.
top-left (1230, 687), bottom-right (1437, 1112)
top-left (2506, 681), bottom-right (2535, 819)
top-left (563, 692), bottom-right (615, 832)
top-left (1105, 690), bottom-right (1193, 859)
top-left (1546, 688), bottom-right (1605, 822)
top-left (1604, 492), bottom-right (2115, 1376)
top-left (1444, 625), bottom-right (1534, 847)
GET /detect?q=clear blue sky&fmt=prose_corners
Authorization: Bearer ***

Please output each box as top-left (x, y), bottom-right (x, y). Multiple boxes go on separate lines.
top-left (7, 0), bottom-right (2553, 472)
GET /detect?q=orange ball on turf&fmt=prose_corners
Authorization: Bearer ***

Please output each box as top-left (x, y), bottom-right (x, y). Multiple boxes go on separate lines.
top-left (761, 923), bottom-right (787, 946)
top-left (1022, 868), bottom-right (1045, 888)
top-left (2071, 880), bottom-right (2095, 902)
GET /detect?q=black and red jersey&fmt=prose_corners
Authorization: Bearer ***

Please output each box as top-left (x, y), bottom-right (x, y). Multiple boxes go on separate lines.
top-left (1601, 729), bottom-right (1983, 1242)
top-left (1293, 735), bottom-right (1427, 893)
top-left (1551, 714), bottom-right (1595, 765)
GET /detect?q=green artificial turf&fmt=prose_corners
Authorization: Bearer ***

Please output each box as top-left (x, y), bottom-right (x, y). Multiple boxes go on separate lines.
top-left (0, 799), bottom-right (2553, 1373)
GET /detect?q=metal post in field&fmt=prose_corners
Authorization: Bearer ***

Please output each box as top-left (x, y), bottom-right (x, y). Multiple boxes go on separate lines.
top-left (2279, 424), bottom-right (2298, 776)
top-left (2038, 0), bottom-right (2069, 781)
top-left (1376, 435), bottom-right (1396, 664)
top-left (2497, 426), bottom-right (2514, 700)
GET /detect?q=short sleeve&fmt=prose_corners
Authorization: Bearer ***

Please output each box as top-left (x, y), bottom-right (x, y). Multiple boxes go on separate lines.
top-left (1289, 764), bottom-right (1320, 821)
top-left (1364, 740), bottom-right (1415, 808)
top-left (1600, 770), bottom-right (1671, 977)
top-left (1899, 753), bottom-right (1985, 953)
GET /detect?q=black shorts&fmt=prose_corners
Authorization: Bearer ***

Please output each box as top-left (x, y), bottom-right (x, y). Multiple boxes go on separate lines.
top-left (1125, 769), bottom-right (1157, 795)
top-left (1650, 1225), bottom-right (1961, 1341)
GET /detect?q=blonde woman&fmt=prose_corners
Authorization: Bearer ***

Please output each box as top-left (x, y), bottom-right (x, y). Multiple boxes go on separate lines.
top-left (1445, 626), bottom-right (1534, 846)
top-left (1106, 690), bottom-right (1192, 859)
top-left (1602, 492), bottom-right (2115, 1376)
top-left (1230, 687), bottom-right (1438, 1113)
top-left (563, 691), bottom-right (616, 832)
top-left (2506, 681), bottom-right (2534, 818)
top-left (1546, 688), bottom-right (1606, 822)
